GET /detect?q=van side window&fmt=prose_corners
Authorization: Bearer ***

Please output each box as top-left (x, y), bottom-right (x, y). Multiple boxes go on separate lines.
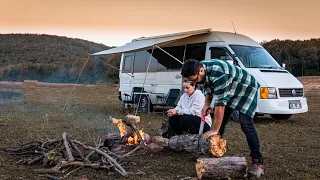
top-left (133, 51), bottom-right (147, 72)
top-left (185, 43), bottom-right (206, 61)
top-left (149, 46), bottom-right (184, 70)
top-left (129, 43), bottom-right (207, 73)
top-left (123, 54), bottom-right (133, 73)
top-left (210, 47), bottom-right (233, 60)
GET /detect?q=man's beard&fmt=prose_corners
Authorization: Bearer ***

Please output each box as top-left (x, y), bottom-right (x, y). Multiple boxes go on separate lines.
top-left (198, 75), bottom-right (206, 84)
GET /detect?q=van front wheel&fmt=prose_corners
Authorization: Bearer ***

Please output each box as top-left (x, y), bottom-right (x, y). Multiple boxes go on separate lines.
top-left (270, 114), bottom-right (292, 120)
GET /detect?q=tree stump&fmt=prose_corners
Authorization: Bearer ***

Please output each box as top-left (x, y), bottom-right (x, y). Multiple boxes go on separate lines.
top-left (195, 157), bottom-right (247, 179)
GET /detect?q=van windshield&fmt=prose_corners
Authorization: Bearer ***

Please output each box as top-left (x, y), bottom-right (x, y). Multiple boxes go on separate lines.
top-left (230, 45), bottom-right (281, 69)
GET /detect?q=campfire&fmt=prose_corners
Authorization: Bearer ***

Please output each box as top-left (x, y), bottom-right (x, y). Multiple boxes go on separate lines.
top-left (112, 117), bottom-right (145, 145)
top-left (2, 115), bottom-right (237, 180)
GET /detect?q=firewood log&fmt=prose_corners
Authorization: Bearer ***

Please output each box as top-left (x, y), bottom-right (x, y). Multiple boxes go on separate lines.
top-left (151, 134), bottom-right (226, 157)
top-left (195, 157), bottom-right (247, 179)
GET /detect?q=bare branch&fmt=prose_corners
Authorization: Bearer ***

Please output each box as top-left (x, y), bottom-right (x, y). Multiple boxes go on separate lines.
top-left (66, 134), bottom-right (85, 160)
top-left (73, 140), bottom-right (127, 177)
top-left (62, 132), bottom-right (74, 162)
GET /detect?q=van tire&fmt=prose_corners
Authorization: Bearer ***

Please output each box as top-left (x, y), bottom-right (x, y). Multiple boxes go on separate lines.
top-left (271, 114), bottom-right (292, 120)
top-left (136, 95), bottom-right (153, 112)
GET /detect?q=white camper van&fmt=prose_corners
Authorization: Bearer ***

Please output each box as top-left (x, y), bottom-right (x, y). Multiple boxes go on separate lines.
top-left (93, 29), bottom-right (308, 120)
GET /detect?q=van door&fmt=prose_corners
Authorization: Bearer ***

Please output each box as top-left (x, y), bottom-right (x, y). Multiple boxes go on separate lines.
top-left (206, 42), bottom-right (236, 64)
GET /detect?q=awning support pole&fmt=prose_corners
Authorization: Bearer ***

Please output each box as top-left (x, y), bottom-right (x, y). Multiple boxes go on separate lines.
top-left (155, 45), bottom-right (183, 64)
top-left (182, 44), bottom-right (187, 62)
top-left (63, 56), bottom-right (90, 111)
top-left (134, 45), bottom-right (155, 116)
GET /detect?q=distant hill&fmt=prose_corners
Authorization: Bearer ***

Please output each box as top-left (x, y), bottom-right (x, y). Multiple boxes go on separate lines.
top-left (0, 34), bottom-right (121, 84)
top-left (1, 34), bottom-right (319, 84)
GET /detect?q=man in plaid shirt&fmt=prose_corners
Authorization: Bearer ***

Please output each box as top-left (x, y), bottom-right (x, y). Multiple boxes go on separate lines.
top-left (181, 59), bottom-right (264, 178)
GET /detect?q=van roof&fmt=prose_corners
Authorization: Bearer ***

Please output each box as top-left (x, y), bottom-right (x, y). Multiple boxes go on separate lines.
top-left (92, 28), bottom-right (261, 56)
top-left (140, 30), bottom-right (262, 47)
top-left (132, 28), bottom-right (212, 41)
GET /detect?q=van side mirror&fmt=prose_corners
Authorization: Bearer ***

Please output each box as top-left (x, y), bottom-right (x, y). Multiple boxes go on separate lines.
top-left (281, 63), bottom-right (286, 70)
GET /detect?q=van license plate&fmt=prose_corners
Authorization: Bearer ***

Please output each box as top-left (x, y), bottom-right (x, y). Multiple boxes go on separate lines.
top-left (289, 100), bottom-right (302, 109)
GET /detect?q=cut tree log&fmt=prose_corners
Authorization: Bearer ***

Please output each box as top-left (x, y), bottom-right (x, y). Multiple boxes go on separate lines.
top-left (168, 134), bottom-right (209, 153)
top-left (123, 115), bottom-right (140, 124)
top-left (151, 134), bottom-right (226, 157)
top-left (195, 157), bottom-right (247, 180)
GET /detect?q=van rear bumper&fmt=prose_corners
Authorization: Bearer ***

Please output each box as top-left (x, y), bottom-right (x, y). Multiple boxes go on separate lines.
top-left (256, 98), bottom-right (308, 114)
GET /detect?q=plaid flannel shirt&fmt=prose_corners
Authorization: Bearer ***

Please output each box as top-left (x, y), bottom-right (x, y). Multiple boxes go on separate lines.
top-left (200, 59), bottom-right (260, 118)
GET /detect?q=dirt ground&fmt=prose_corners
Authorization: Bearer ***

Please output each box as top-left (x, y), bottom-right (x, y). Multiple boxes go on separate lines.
top-left (0, 78), bottom-right (320, 180)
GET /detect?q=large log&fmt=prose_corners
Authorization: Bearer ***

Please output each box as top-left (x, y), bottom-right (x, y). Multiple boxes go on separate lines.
top-left (195, 157), bottom-right (247, 180)
top-left (168, 134), bottom-right (209, 154)
top-left (158, 134), bottom-right (226, 157)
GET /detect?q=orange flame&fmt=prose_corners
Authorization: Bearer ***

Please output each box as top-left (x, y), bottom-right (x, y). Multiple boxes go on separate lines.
top-left (112, 118), bottom-right (144, 145)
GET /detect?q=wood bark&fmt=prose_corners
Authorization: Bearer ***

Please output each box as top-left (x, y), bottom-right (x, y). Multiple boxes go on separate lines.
top-left (168, 134), bottom-right (210, 154)
top-left (195, 157), bottom-right (247, 180)
top-left (151, 134), bottom-right (226, 157)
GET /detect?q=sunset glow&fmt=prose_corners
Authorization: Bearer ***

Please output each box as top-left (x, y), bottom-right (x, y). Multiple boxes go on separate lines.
top-left (1, 0), bottom-right (319, 46)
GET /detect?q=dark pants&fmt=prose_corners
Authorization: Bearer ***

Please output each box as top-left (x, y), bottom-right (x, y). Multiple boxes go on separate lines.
top-left (219, 106), bottom-right (263, 162)
top-left (168, 114), bottom-right (210, 135)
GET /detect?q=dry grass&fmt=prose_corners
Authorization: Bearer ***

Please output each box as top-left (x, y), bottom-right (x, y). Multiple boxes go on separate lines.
top-left (0, 81), bottom-right (320, 180)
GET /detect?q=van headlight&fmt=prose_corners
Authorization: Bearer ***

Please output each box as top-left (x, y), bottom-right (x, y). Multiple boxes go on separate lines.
top-left (260, 87), bottom-right (277, 99)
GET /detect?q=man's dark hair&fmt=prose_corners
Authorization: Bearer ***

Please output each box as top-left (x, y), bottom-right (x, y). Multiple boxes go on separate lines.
top-left (181, 59), bottom-right (203, 77)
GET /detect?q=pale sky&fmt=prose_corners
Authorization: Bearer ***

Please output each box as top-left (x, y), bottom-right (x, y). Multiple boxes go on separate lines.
top-left (1, 0), bottom-right (319, 46)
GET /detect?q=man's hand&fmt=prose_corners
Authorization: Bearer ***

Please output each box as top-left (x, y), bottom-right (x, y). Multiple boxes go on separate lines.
top-left (202, 130), bottom-right (219, 141)
top-left (203, 95), bottom-right (212, 115)
top-left (167, 109), bottom-right (177, 117)
top-left (202, 104), bottom-right (210, 115)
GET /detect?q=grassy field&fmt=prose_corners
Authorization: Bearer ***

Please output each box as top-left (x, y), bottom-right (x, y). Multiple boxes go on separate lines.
top-left (0, 78), bottom-right (320, 180)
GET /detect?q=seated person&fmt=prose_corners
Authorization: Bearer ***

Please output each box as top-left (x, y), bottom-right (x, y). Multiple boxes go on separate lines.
top-left (164, 80), bottom-right (212, 137)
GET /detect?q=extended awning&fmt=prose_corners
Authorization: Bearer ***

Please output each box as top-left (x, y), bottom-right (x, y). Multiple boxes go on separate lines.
top-left (91, 28), bottom-right (212, 56)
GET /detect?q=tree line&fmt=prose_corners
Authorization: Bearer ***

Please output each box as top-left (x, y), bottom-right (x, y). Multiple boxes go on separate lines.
top-left (0, 34), bottom-right (319, 84)
top-left (262, 38), bottom-right (320, 76)
top-left (0, 34), bottom-right (120, 84)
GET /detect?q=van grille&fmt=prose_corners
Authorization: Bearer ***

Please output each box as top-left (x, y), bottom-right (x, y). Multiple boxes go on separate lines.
top-left (279, 88), bottom-right (303, 97)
